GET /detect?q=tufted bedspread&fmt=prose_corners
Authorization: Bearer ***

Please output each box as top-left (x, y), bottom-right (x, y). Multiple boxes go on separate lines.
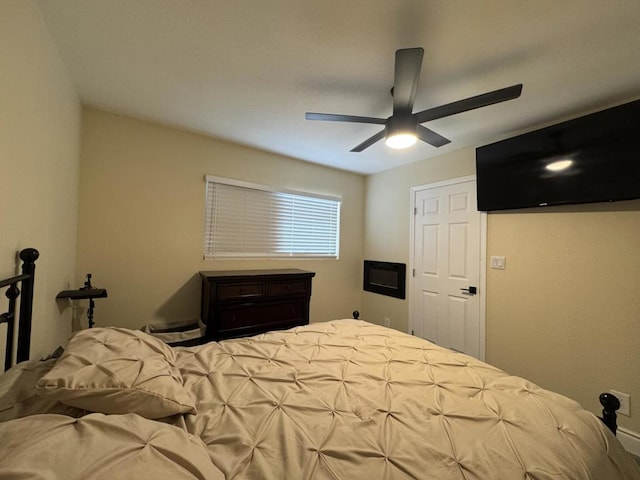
top-left (1, 319), bottom-right (638, 479)
top-left (174, 319), bottom-right (640, 479)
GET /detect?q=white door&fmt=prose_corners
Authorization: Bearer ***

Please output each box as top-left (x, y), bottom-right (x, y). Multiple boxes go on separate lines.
top-left (410, 176), bottom-right (485, 359)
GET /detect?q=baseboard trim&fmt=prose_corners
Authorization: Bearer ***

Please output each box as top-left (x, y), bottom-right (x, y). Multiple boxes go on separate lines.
top-left (618, 427), bottom-right (640, 457)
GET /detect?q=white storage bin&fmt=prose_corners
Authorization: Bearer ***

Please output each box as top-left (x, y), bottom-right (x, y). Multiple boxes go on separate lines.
top-left (141, 319), bottom-right (206, 346)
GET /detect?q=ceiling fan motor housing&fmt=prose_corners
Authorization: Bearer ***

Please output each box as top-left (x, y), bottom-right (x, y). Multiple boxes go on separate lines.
top-left (386, 114), bottom-right (416, 137)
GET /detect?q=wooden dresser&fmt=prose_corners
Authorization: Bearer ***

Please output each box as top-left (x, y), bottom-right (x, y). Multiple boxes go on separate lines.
top-left (200, 269), bottom-right (315, 341)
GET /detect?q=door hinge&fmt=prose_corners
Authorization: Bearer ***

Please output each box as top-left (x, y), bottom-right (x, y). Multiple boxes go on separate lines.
top-left (414, 207), bottom-right (417, 215)
top-left (412, 268), bottom-right (415, 277)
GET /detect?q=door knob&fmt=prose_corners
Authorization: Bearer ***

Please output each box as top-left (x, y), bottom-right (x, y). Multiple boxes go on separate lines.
top-left (460, 286), bottom-right (477, 295)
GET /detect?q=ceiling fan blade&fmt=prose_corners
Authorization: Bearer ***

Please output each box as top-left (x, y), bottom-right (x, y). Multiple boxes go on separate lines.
top-left (350, 129), bottom-right (386, 152)
top-left (417, 125), bottom-right (451, 147)
top-left (415, 84), bottom-right (523, 124)
top-left (306, 112), bottom-right (386, 125)
top-left (393, 48), bottom-right (424, 115)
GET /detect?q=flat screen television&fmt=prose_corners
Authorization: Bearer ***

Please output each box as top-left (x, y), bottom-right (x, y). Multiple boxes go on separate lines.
top-left (476, 99), bottom-right (640, 211)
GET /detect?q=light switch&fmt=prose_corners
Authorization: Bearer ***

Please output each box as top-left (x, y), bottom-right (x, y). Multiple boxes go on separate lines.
top-left (490, 256), bottom-right (506, 270)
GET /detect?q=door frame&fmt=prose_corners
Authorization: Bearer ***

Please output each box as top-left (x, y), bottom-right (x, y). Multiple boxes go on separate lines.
top-left (408, 175), bottom-right (488, 360)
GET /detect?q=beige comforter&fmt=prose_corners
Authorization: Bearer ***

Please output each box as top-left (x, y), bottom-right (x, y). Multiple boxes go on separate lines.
top-left (174, 319), bottom-right (639, 479)
top-left (1, 320), bottom-right (638, 479)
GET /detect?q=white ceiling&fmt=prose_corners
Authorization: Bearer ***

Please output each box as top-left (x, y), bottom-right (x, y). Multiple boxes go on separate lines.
top-left (37, 0), bottom-right (640, 175)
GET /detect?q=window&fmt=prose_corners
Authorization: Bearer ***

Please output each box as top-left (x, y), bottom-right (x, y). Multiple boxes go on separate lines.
top-left (204, 176), bottom-right (341, 258)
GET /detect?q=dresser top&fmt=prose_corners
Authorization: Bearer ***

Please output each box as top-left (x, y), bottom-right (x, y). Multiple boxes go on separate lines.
top-left (200, 269), bottom-right (315, 279)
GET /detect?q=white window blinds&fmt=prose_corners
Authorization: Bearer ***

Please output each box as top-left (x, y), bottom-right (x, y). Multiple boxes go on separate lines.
top-left (204, 176), bottom-right (341, 258)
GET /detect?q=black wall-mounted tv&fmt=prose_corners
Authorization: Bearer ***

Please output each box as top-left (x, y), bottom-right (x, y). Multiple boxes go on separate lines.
top-left (476, 99), bottom-right (640, 211)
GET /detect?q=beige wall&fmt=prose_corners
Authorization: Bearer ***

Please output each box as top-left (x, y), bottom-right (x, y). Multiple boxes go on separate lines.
top-left (362, 148), bottom-right (476, 329)
top-left (486, 201), bottom-right (640, 432)
top-left (364, 147), bottom-right (640, 432)
top-left (77, 108), bottom-right (364, 331)
top-left (0, 0), bottom-right (80, 359)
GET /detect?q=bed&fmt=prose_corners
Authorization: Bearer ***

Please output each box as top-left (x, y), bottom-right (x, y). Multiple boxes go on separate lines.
top-left (1, 249), bottom-right (639, 479)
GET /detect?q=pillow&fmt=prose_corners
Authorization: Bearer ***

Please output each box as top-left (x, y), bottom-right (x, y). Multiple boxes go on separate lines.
top-left (36, 327), bottom-right (196, 419)
top-left (0, 359), bottom-right (86, 422)
top-left (0, 413), bottom-right (225, 480)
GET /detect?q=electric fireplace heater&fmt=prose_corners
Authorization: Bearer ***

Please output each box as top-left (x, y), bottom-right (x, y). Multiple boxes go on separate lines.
top-left (363, 260), bottom-right (406, 299)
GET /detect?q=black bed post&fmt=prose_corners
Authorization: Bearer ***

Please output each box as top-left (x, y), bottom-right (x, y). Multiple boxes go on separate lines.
top-left (3, 284), bottom-right (19, 371)
top-left (599, 392), bottom-right (620, 435)
top-left (16, 248), bottom-right (38, 363)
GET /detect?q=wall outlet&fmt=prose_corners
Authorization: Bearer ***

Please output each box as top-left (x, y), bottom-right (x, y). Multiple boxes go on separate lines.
top-left (610, 390), bottom-right (631, 416)
top-left (384, 317), bottom-right (391, 328)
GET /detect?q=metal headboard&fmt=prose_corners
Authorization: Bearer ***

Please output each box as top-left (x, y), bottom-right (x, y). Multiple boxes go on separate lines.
top-left (0, 248), bottom-right (38, 371)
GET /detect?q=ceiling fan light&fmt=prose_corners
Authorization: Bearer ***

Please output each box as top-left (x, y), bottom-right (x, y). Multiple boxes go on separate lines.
top-left (386, 132), bottom-right (417, 149)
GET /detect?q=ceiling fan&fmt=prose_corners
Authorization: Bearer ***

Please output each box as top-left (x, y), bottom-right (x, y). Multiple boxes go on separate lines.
top-left (305, 48), bottom-right (523, 152)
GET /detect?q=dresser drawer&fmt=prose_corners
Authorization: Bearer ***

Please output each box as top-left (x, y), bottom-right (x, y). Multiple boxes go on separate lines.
top-left (217, 281), bottom-right (264, 300)
top-left (267, 279), bottom-right (309, 296)
top-left (217, 301), bottom-right (306, 337)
